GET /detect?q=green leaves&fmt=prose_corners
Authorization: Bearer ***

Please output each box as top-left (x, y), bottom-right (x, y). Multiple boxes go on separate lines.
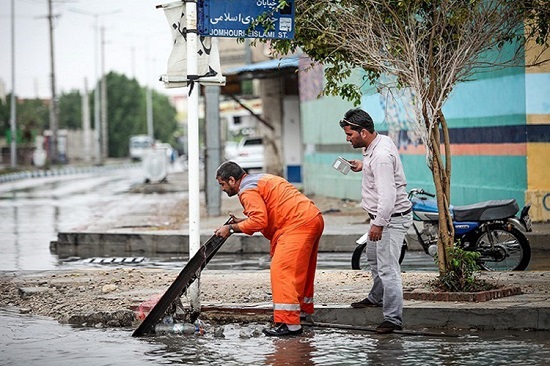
top-left (268, 0), bottom-right (550, 103)
top-left (104, 72), bottom-right (178, 158)
top-left (431, 246), bottom-right (496, 292)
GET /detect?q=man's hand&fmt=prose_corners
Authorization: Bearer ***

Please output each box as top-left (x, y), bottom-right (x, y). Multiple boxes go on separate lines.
top-left (348, 159), bottom-right (363, 173)
top-left (369, 224), bottom-right (383, 241)
top-left (214, 225), bottom-right (232, 238)
top-left (228, 213), bottom-right (245, 224)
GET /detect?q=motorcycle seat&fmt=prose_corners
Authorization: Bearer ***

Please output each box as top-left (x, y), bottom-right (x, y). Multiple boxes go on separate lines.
top-left (453, 199), bottom-right (518, 222)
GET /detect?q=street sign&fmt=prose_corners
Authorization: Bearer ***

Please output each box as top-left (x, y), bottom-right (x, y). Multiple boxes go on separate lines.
top-left (198, 0), bottom-right (294, 39)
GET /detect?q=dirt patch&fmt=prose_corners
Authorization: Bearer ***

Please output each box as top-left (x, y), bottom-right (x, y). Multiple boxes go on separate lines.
top-left (404, 286), bottom-right (523, 302)
top-left (1, 269), bottom-right (548, 328)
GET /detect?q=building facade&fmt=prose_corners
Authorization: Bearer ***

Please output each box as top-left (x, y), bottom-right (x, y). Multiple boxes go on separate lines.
top-left (298, 55), bottom-right (550, 222)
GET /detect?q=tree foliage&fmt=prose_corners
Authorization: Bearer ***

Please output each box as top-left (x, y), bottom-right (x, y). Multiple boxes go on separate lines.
top-left (0, 97), bottom-right (9, 136)
top-left (0, 73), bottom-right (179, 160)
top-left (58, 90), bottom-right (83, 130)
top-left (269, 0), bottom-right (550, 275)
top-left (430, 246), bottom-right (496, 292)
top-left (102, 72), bottom-right (179, 158)
top-left (0, 97), bottom-right (49, 139)
top-left (103, 72), bottom-right (145, 158)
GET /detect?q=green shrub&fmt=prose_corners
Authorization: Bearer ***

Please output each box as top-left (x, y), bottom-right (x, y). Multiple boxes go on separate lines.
top-left (430, 246), bottom-right (497, 292)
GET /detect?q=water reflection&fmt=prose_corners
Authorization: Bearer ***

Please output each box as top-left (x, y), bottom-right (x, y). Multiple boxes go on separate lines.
top-left (0, 170), bottom-right (140, 271)
top-left (2, 307), bottom-right (550, 366)
top-left (265, 336), bottom-right (317, 365)
top-left (0, 204), bottom-right (60, 270)
top-left (1, 307), bottom-right (158, 366)
top-left (368, 337), bottom-right (405, 365)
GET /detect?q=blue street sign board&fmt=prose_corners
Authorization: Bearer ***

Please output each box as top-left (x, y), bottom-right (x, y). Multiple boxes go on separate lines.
top-left (198, 0), bottom-right (294, 39)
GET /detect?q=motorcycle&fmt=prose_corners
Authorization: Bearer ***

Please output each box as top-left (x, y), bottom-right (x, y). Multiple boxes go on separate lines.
top-left (351, 188), bottom-right (532, 271)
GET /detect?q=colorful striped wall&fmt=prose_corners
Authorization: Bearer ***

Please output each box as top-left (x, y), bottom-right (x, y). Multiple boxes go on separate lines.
top-left (299, 57), bottom-right (550, 221)
top-left (525, 54), bottom-right (550, 221)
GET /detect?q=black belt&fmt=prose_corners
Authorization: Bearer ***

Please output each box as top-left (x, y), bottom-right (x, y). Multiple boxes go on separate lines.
top-left (368, 207), bottom-right (412, 220)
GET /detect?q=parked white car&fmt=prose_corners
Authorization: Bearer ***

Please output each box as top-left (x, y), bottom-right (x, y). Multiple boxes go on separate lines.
top-left (224, 140), bottom-right (238, 160)
top-left (230, 136), bottom-right (264, 172)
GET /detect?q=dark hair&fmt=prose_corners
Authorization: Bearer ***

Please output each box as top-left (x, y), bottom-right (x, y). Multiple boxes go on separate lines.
top-left (339, 108), bottom-right (375, 133)
top-left (216, 161), bottom-right (246, 181)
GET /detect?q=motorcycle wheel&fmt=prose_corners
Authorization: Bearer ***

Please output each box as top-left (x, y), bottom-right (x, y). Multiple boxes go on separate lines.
top-left (351, 240), bottom-right (407, 270)
top-left (471, 224), bottom-right (531, 271)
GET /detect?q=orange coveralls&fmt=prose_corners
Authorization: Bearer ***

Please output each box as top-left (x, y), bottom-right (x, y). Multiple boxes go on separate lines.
top-left (234, 174), bottom-right (324, 325)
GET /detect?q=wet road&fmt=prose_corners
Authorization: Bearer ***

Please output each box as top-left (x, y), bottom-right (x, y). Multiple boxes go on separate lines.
top-left (1, 165), bottom-right (549, 272)
top-left (0, 166), bottom-right (146, 271)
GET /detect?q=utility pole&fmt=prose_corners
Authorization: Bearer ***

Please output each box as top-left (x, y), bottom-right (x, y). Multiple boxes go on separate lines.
top-left (100, 25), bottom-right (108, 163)
top-left (94, 16), bottom-right (101, 165)
top-left (146, 49), bottom-right (154, 140)
top-left (10, 0), bottom-right (16, 168)
top-left (205, 85), bottom-right (221, 216)
top-left (146, 87), bottom-right (153, 139)
top-left (82, 79), bottom-right (91, 163)
top-left (66, 7), bottom-right (120, 165)
top-left (47, 0), bottom-right (58, 164)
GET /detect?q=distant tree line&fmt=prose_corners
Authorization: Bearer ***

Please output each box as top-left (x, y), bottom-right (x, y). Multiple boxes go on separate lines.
top-left (0, 72), bottom-right (180, 158)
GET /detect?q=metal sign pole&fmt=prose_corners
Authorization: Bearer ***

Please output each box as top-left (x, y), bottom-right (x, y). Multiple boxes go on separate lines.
top-left (186, 0), bottom-right (201, 314)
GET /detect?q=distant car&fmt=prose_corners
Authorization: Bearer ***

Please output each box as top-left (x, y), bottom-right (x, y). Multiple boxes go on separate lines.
top-left (231, 136), bottom-right (264, 172)
top-left (129, 135), bottom-right (155, 161)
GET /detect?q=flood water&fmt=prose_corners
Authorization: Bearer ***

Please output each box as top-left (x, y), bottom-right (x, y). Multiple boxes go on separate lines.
top-left (2, 305), bottom-right (550, 366)
top-left (2, 166), bottom-right (550, 365)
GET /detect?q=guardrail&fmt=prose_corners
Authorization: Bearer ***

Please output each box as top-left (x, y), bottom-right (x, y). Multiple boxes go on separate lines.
top-left (0, 162), bottom-right (140, 183)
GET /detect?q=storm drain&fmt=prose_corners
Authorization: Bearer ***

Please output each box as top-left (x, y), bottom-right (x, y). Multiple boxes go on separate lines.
top-left (85, 257), bottom-right (146, 264)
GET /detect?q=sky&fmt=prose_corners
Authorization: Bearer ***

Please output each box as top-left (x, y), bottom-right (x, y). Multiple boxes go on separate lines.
top-left (0, 0), bottom-right (180, 99)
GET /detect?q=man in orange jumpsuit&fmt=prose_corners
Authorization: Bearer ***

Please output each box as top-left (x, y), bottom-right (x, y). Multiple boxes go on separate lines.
top-left (214, 161), bottom-right (324, 336)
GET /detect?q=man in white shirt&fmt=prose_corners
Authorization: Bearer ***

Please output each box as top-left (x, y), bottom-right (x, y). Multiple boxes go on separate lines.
top-left (339, 108), bottom-right (413, 334)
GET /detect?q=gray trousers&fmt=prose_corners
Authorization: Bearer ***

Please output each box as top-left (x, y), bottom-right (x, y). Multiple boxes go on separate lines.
top-left (366, 213), bottom-right (412, 326)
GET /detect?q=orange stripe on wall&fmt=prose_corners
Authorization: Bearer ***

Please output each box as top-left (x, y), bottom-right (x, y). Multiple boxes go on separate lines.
top-left (527, 114), bottom-right (550, 125)
top-left (399, 143), bottom-right (527, 156)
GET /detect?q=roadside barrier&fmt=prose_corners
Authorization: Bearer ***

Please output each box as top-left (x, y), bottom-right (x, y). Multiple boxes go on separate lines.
top-left (0, 163), bottom-right (139, 183)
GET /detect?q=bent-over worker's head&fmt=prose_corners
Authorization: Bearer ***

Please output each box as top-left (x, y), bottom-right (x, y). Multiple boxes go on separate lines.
top-left (216, 161), bottom-right (246, 197)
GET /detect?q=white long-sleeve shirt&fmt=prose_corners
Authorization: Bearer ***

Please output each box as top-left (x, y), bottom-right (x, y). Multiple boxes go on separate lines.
top-left (360, 133), bottom-right (411, 227)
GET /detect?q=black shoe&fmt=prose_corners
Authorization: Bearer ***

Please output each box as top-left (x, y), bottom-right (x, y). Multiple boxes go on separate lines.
top-left (262, 323), bottom-right (303, 337)
top-left (376, 320), bottom-right (402, 334)
top-left (350, 298), bottom-right (379, 308)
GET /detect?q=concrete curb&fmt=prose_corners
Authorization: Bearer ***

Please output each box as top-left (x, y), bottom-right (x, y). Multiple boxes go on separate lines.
top-left (198, 296), bottom-right (550, 331)
top-left (51, 230), bottom-right (550, 257)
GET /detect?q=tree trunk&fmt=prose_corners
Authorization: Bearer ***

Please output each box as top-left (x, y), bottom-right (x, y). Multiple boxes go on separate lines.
top-left (427, 111), bottom-right (455, 275)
